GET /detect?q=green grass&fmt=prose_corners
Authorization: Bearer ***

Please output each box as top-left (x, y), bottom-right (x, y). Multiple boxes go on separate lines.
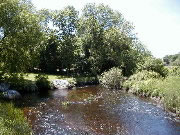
top-left (23, 73), bottom-right (98, 86)
top-left (124, 71), bottom-right (180, 115)
top-left (23, 73), bottom-right (67, 81)
top-left (166, 66), bottom-right (180, 76)
top-left (162, 76), bottom-right (180, 114)
top-left (0, 101), bottom-right (32, 135)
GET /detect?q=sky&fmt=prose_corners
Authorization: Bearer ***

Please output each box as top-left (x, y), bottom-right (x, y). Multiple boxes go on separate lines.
top-left (31, 0), bottom-right (180, 58)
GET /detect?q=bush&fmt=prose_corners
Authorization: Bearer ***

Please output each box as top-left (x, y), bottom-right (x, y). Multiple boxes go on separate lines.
top-left (74, 76), bottom-right (98, 86)
top-left (123, 70), bottom-right (161, 89)
top-left (99, 67), bottom-right (124, 90)
top-left (124, 70), bottom-right (180, 115)
top-left (167, 66), bottom-right (180, 77)
top-left (23, 80), bottom-right (38, 92)
top-left (35, 74), bottom-right (51, 91)
top-left (124, 70), bottom-right (163, 97)
top-left (3, 73), bottom-right (25, 90)
top-left (127, 70), bottom-right (161, 81)
top-left (137, 57), bottom-right (168, 77)
top-left (66, 78), bottom-right (77, 87)
top-left (1, 73), bottom-right (37, 92)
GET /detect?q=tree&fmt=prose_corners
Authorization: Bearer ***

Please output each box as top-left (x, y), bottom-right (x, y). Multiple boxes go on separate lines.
top-left (163, 53), bottom-right (180, 66)
top-left (0, 0), bottom-right (43, 73)
top-left (137, 56), bottom-right (168, 77)
top-left (53, 6), bottom-right (79, 74)
top-left (78, 3), bottom-right (138, 75)
top-left (38, 32), bottom-right (60, 73)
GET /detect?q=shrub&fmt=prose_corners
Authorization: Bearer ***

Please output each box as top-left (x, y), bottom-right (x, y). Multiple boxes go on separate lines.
top-left (3, 73), bottom-right (25, 90)
top-left (128, 70), bottom-right (161, 81)
top-left (124, 70), bottom-right (180, 115)
top-left (66, 78), bottom-right (77, 87)
top-left (137, 57), bottom-right (168, 77)
top-left (167, 66), bottom-right (180, 77)
top-left (74, 76), bottom-right (98, 86)
top-left (123, 70), bottom-right (163, 97)
top-left (1, 73), bottom-right (37, 92)
top-left (124, 70), bottom-right (161, 89)
top-left (35, 74), bottom-right (51, 91)
top-left (23, 80), bottom-right (38, 92)
top-left (99, 67), bottom-right (124, 90)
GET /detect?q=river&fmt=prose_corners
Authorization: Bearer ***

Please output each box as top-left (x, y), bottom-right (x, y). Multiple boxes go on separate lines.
top-left (15, 85), bottom-right (180, 135)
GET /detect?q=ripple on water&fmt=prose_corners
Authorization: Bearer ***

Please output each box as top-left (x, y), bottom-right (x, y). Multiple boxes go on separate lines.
top-left (17, 86), bottom-right (180, 135)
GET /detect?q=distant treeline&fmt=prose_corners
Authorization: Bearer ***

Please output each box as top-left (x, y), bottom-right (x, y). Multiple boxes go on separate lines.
top-left (163, 53), bottom-right (180, 66)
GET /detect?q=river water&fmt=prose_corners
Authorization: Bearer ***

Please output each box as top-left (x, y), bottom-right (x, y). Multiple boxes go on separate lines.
top-left (16, 86), bottom-right (180, 135)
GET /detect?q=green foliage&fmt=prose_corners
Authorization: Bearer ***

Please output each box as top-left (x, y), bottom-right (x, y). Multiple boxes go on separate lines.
top-left (74, 76), bottom-right (98, 86)
top-left (126, 70), bottom-right (161, 82)
top-left (162, 76), bottom-right (180, 114)
top-left (167, 66), bottom-right (180, 76)
top-left (124, 71), bottom-right (180, 115)
top-left (2, 73), bottom-right (37, 92)
top-left (1, 1), bottom-right (151, 79)
top-left (35, 74), bottom-right (51, 91)
top-left (78, 3), bottom-right (141, 75)
top-left (137, 57), bottom-right (168, 77)
top-left (163, 52), bottom-right (180, 66)
top-left (0, 0), bottom-right (43, 73)
top-left (0, 101), bottom-right (32, 135)
top-left (53, 6), bottom-right (79, 73)
top-left (39, 33), bottom-right (60, 73)
top-left (99, 67), bottom-right (124, 89)
top-left (124, 70), bottom-right (163, 97)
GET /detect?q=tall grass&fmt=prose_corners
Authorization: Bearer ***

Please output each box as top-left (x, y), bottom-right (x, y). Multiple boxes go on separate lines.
top-left (0, 101), bottom-right (32, 135)
top-left (124, 70), bottom-right (180, 115)
top-left (162, 77), bottom-right (180, 114)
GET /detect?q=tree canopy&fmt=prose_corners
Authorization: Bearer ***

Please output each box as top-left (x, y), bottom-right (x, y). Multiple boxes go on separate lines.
top-left (0, 1), bottom-right (152, 76)
top-left (0, 0), bottom-right (43, 72)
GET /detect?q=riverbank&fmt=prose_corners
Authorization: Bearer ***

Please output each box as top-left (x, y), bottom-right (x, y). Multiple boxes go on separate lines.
top-left (0, 100), bottom-right (32, 135)
top-left (0, 72), bottom-right (98, 94)
top-left (0, 68), bottom-right (179, 134)
top-left (99, 67), bottom-right (180, 117)
top-left (24, 73), bottom-right (99, 87)
top-left (124, 73), bottom-right (180, 117)
top-left (0, 73), bottom-right (98, 135)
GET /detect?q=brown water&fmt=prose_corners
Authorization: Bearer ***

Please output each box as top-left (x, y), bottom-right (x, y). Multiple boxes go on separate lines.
top-left (16, 86), bottom-right (180, 135)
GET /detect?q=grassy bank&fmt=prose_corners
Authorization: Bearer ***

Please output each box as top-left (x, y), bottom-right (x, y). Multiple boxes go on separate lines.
top-left (0, 101), bottom-right (32, 135)
top-left (123, 70), bottom-right (180, 116)
top-left (23, 73), bottom-right (67, 81)
top-left (24, 73), bottom-right (98, 87)
top-left (0, 72), bottom-right (98, 93)
top-left (99, 67), bottom-right (180, 116)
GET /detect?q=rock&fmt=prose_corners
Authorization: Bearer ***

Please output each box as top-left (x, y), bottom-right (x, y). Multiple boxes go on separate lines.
top-left (1, 90), bottom-right (21, 100)
top-left (51, 79), bottom-right (71, 89)
top-left (0, 83), bottom-right (10, 92)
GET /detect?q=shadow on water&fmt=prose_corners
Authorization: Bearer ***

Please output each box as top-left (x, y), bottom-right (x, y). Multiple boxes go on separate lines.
top-left (15, 86), bottom-right (180, 135)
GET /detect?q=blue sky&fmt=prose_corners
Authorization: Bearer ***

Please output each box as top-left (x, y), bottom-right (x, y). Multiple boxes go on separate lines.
top-left (32, 0), bottom-right (180, 58)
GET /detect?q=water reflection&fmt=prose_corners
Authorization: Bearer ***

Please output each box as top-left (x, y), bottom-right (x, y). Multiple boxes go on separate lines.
top-left (16, 86), bottom-right (180, 135)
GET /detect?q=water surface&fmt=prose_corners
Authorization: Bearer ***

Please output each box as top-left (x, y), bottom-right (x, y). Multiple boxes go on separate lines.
top-left (16, 86), bottom-right (180, 135)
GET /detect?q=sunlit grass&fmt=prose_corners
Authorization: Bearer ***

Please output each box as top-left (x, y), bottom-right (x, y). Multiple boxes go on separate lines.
top-left (0, 101), bottom-right (32, 135)
top-left (23, 73), bottom-right (68, 81)
top-left (23, 73), bottom-right (98, 86)
top-left (124, 71), bottom-right (180, 115)
top-left (161, 76), bottom-right (180, 114)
